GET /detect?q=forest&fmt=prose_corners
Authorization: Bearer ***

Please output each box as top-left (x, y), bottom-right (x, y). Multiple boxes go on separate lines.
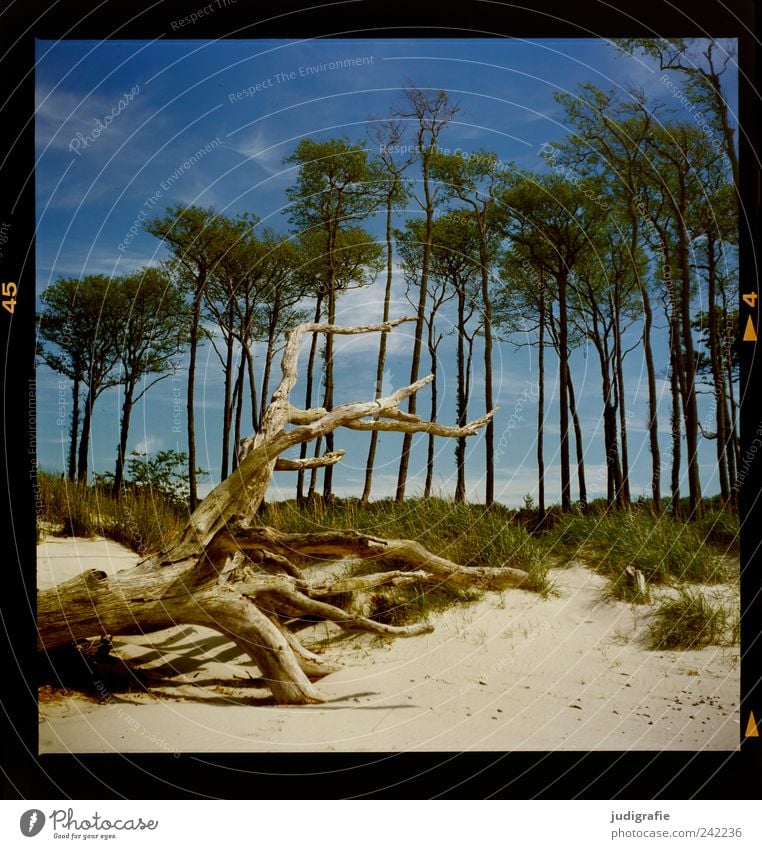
top-left (37, 38), bottom-right (739, 524)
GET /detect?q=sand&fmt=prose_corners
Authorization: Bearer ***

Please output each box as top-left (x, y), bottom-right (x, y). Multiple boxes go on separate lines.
top-left (38, 536), bottom-right (740, 754)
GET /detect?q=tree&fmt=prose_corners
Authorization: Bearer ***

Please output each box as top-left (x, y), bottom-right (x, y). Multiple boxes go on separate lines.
top-left (392, 85), bottom-right (459, 502)
top-left (285, 137), bottom-right (386, 500)
top-left (502, 173), bottom-right (606, 510)
top-left (360, 120), bottom-right (411, 504)
top-left (112, 268), bottom-right (189, 495)
top-left (431, 150), bottom-right (510, 506)
top-left (39, 275), bottom-right (122, 482)
top-left (613, 38), bottom-right (738, 189)
top-left (291, 226), bottom-right (384, 500)
top-left (37, 318), bottom-right (527, 706)
top-left (550, 84), bottom-right (662, 508)
top-left (146, 205), bottom-right (234, 509)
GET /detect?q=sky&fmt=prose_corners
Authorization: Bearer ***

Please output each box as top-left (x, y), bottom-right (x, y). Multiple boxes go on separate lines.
top-left (34, 36), bottom-right (739, 505)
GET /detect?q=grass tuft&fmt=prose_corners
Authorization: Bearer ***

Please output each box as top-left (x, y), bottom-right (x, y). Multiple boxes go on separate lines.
top-left (646, 587), bottom-right (739, 650)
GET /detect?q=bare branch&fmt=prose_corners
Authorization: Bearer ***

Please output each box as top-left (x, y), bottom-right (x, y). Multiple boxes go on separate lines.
top-left (274, 451), bottom-right (346, 471)
top-left (345, 409), bottom-right (496, 437)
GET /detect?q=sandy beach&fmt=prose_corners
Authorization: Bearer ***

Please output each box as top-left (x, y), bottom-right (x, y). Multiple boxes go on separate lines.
top-left (38, 536), bottom-right (740, 754)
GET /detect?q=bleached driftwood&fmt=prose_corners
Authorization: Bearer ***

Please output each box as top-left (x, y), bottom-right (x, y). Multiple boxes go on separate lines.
top-left (37, 318), bottom-right (525, 704)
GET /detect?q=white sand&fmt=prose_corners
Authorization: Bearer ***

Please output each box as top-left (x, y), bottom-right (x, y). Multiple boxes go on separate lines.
top-left (38, 537), bottom-right (740, 754)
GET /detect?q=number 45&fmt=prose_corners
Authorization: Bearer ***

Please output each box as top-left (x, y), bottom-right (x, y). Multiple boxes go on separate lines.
top-left (2, 281), bottom-right (16, 314)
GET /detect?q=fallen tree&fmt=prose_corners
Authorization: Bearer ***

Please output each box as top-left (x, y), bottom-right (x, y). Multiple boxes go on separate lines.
top-left (38, 318), bottom-right (528, 704)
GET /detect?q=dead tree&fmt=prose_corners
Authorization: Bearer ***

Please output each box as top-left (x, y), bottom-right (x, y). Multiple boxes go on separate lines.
top-left (37, 319), bottom-right (528, 705)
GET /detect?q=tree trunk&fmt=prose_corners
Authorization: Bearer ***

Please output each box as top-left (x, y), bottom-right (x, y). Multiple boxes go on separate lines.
top-left (187, 284), bottom-right (204, 511)
top-left (38, 319), bottom-right (512, 706)
top-left (322, 286), bottom-right (337, 501)
top-left (669, 305), bottom-right (682, 518)
top-left (566, 366), bottom-right (587, 511)
top-left (640, 279), bottom-right (661, 510)
top-left (396, 158), bottom-right (433, 503)
top-left (455, 291), bottom-right (468, 504)
top-left (537, 287), bottom-right (545, 520)
top-left (113, 386), bottom-right (135, 496)
top-left (613, 292), bottom-right (631, 506)
top-left (220, 329), bottom-right (235, 481)
top-left (76, 384), bottom-right (95, 483)
top-left (558, 272), bottom-right (571, 511)
top-left (677, 219), bottom-right (703, 519)
top-left (479, 234), bottom-right (495, 507)
top-left (424, 323), bottom-right (438, 498)
top-left (68, 372), bottom-right (80, 482)
top-left (297, 294), bottom-right (322, 503)
top-left (232, 355), bottom-right (246, 471)
top-left (361, 191), bottom-right (395, 504)
top-left (245, 346), bottom-right (259, 432)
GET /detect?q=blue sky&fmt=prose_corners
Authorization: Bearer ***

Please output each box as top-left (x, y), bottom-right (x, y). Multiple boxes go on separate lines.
top-left (34, 37), bottom-right (739, 504)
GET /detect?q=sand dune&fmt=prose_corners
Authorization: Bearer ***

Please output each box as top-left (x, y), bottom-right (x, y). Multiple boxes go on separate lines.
top-left (38, 536), bottom-right (740, 754)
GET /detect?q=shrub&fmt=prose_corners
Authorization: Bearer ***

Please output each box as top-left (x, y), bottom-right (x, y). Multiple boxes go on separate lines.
top-left (646, 588), bottom-right (738, 650)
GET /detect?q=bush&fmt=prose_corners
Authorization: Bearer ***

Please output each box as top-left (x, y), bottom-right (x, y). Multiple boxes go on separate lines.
top-left (646, 588), bottom-right (738, 650)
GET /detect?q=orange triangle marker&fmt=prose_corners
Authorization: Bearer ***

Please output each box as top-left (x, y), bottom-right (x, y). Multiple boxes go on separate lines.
top-left (745, 711), bottom-right (759, 737)
top-left (743, 316), bottom-right (757, 342)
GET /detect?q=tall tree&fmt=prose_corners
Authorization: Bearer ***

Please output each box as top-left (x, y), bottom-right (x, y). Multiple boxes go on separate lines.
top-left (285, 138), bottom-right (386, 500)
top-left (360, 121), bottom-right (411, 504)
top-left (392, 86), bottom-right (458, 502)
top-left (112, 267), bottom-right (189, 494)
top-left (431, 151), bottom-right (510, 506)
top-left (39, 275), bottom-right (121, 482)
top-left (502, 173), bottom-right (605, 510)
top-left (146, 205), bottom-right (232, 509)
top-left (550, 85), bottom-right (662, 508)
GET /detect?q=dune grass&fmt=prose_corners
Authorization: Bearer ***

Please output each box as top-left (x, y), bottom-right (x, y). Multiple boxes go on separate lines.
top-left (646, 587), bottom-right (739, 650)
top-left (37, 470), bottom-right (186, 555)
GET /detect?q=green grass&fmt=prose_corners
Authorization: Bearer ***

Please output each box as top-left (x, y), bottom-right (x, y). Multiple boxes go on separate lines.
top-left (262, 497), bottom-right (554, 598)
top-left (646, 587), bottom-right (739, 650)
top-left (37, 471), bottom-right (186, 555)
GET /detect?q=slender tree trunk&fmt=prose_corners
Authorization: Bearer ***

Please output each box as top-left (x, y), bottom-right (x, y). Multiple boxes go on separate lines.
top-left (259, 323), bottom-right (278, 429)
top-left (245, 346), bottom-right (259, 432)
top-left (187, 284), bottom-right (204, 511)
top-left (479, 234), bottom-right (495, 507)
top-left (567, 366), bottom-right (587, 511)
top-left (706, 238), bottom-right (730, 504)
top-left (455, 291), bottom-right (468, 504)
top-left (220, 331), bottom-right (235, 481)
top-left (113, 386), bottom-right (135, 496)
top-left (537, 288), bottom-right (545, 521)
top-left (669, 305), bottom-right (682, 518)
top-left (361, 192), bottom-right (395, 505)
top-left (558, 272), bottom-right (571, 511)
top-left (68, 373), bottom-right (80, 482)
top-left (396, 159), bottom-right (433, 503)
top-left (640, 281), bottom-right (661, 510)
top-left (297, 294), bottom-right (323, 502)
top-left (323, 285), bottom-right (337, 501)
top-left (424, 323), bottom-right (438, 498)
top-left (677, 220), bottom-right (703, 518)
top-left (232, 355), bottom-right (246, 471)
top-left (613, 292), bottom-right (631, 505)
top-left (77, 384), bottom-right (95, 483)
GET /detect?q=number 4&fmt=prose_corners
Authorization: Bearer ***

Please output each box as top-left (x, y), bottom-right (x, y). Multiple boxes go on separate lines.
top-left (743, 292), bottom-right (758, 307)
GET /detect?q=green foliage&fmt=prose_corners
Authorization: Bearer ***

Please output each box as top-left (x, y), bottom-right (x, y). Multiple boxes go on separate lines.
top-left (546, 510), bottom-right (730, 586)
top-left (646, 587), bottom-right (738, 651)
top-left (124, 450), bottom-right (206, 509)
top-left (262, 497), bottom-right (554, 598)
